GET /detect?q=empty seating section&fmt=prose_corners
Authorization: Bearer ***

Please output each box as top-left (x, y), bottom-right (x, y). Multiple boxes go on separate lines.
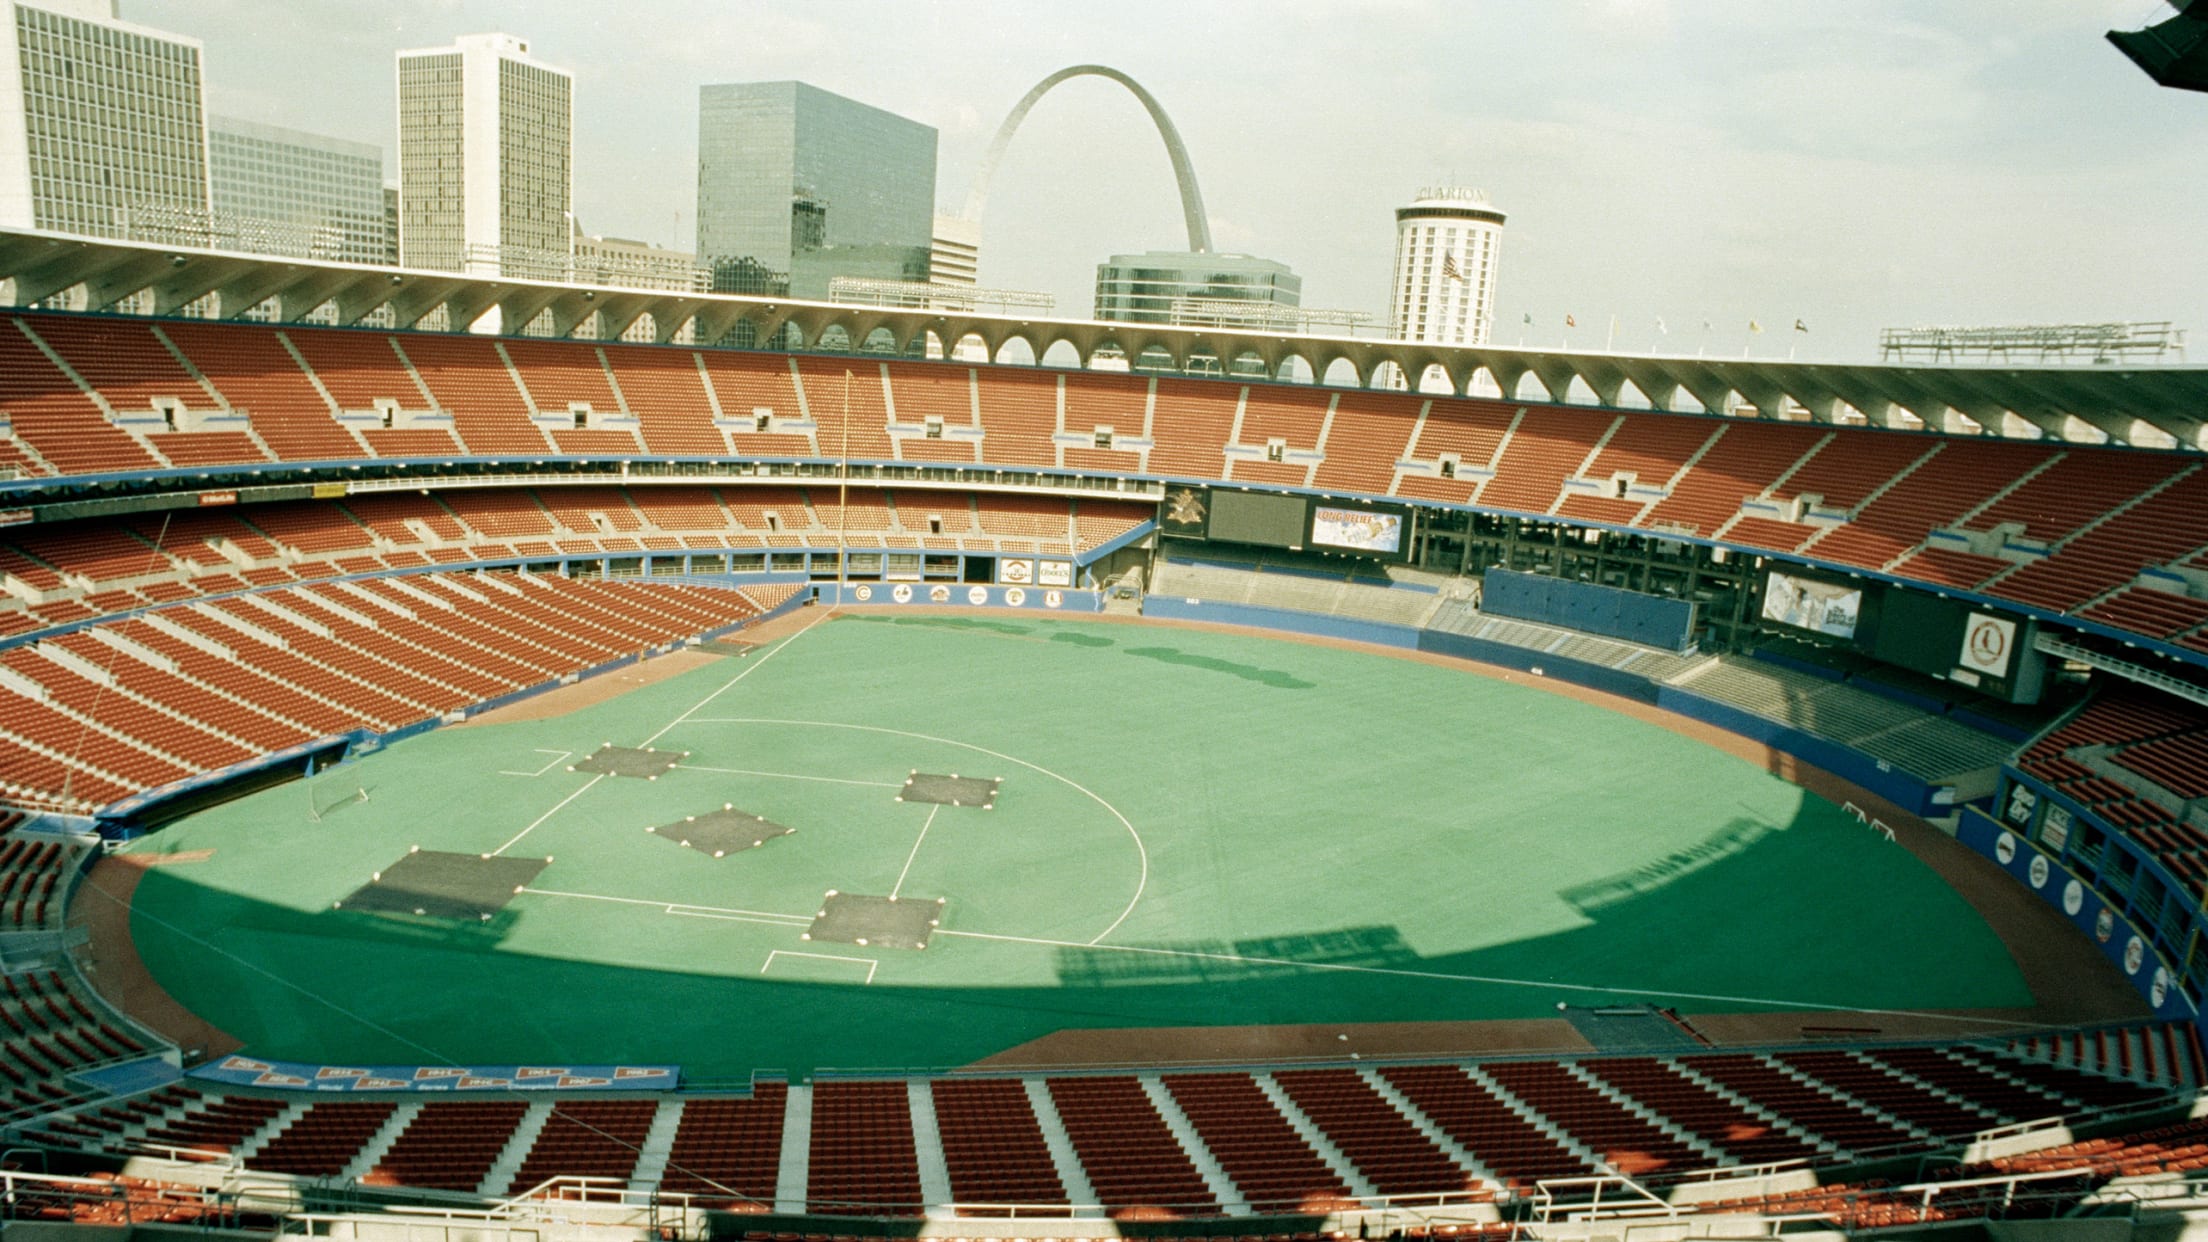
top-left (1378, 1065), bottom-right (1592, 1188)
top-left (795, 358), bottom-right (895, 463)
top-left (805, 1081), bottom-right (921, 1215)
top-left (886, 363), bottom-right (978, 464)
top-left (365, 1101), bottom-right (529, 1191)
top-left (1678, 1055), bottom-right (1917, 1154)
top-left (974, 495), bottom-right (1069, 546)
top-left (2016, 686), bottom-right (2208, 896)
top-left (27, 318), bottom-right (265, 473)
top-left (0, 823), bottom-right (72, 932)
top-left (1394, 398), bottom-right (1516, 505)
top-left (1475, 407), bottom-right (1615, 515)
top-left (392, 335), bottom-right (548, 455)
top-left (2081, 588), bottom-right (2208, 640)
top-left (1726, 433), bottom-right (1930, 553)
top-left (929, 1078), bottom-right (1067, 1211)
top-left (2, 966), bottom-right (146, 1118)
top-left (1074, 500), bottom-right (1152, 551)
top-left (723, 487), bottom-right (813, 540)
top-left (1046, 1075), bottom-right (1217, 1217)
top-left (247, 1101), bottom-right (396, 1178)
top-left (443, 491), bottom-right (557, 545)
top-left (630, 487), bottom-right (736, 533)
top-left (1966, 449), bottom-right (2186, 544)
top-left (502, 339), bottom-right (620, 412)
top-left (1811, 440), bottom-right (2047, 569)
top-left (160, 321), bottom-right (361, 463)
top-left (1231, 388), bottom-right (1328, 485)
top-left (970, 368), bottom-right (1058, 467)
top-left (658, 1081), bottom-right (787, 1204)
top-left (537, 486), bottom-right (645, 535)
top-left (12, 526), bottom-right (164, 585)
top-left (1163, 1072), bottom-right (1351, 1213)
top-left (504, 1099), bottom-right (659, 1194)
top-left (1146, 379), bottom-right (1237, 480)
top-left (1993, 470), bottom-right (2208, 615)
top-left (139, 1092), bottom-right (289, 1161)
top-left (604, 344), bottom-right (726, 455)
top-left (1573, 1058), bottom-right (1821, 1165)
top-left (1479, 1059), bottom-right (1707, 1178)
top-left (1639, 424), bottom-right (1826, 537)
top-left (1311, 393), bottom-right (1417, 495)
top-left (0, 318), bottom-right (159, 473)
top-left (1770, 1050), bottom-right (1993, 1138)
top-left (1270, 1069), bottom-right (1478, 1201)
top-left (1554, 414), bottom-right (1716, 527)
top-left (1058, 373), bottom-right (1148, 474)
top-left (700, 351), bottom-right (815, 457)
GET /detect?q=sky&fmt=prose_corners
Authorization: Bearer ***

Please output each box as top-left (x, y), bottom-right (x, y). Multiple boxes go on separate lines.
top-left (123, 0), bottom-right (2208, 363)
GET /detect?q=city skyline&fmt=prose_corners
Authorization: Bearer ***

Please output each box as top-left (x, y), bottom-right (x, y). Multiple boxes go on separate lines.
top-left (118, 0), bottom-right (2208, 361)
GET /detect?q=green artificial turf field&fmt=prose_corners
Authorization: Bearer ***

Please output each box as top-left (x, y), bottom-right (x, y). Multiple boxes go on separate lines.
top-left (123, 611), bottom-right (2032, 1081)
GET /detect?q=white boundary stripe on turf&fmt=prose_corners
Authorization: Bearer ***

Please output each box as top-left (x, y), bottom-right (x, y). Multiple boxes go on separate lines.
top-left (520, 885), bottom-right (811, 925)
top-left (762, 949), bottom-right (877, 984)
top-left (889, 805), bottom-right (940, 901)
top-left (497, 749), bottom-right (573, 777)
top-left (672, 763), bottom-right (901, 789)
top-left (675, 718), bottom-right (1148, 946)
top-left (491, 773), bottom-right (604, 857)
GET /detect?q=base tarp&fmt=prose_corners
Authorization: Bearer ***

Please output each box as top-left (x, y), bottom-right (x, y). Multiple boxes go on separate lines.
top-left (335, 851), bottom-right (547, 921)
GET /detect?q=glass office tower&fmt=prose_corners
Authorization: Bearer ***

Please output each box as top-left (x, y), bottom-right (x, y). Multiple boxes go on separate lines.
top-left (696, 81), bottom-right (935, 299)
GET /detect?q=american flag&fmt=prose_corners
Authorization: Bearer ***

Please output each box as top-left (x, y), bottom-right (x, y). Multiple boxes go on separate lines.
top-left (1441, 251), bottom-right (1466, 282)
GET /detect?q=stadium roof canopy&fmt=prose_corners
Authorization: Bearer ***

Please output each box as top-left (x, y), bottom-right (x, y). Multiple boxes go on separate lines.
top-left (3, 227), bottom-right (2206, 451)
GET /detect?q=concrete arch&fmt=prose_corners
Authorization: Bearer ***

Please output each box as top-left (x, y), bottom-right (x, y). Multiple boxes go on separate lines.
top-left (962, 65), bottom-right (1213, 253)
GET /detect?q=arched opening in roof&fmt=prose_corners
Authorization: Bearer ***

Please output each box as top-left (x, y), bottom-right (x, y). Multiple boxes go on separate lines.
top-left (860, 327), bottom-right (900, 355)
top-left (994, 336), bottom-right (1038, 367)
top-left (1512, 371), bottom-right (1556, 402)
top-left (1562, 374), bottom-right (1602, 406)
top-left (1133, 345), bottom-right (1178, 374)
top-left (1276, 355), bottom-right (1315, 385)
top-left (1614, 378), bottom-right (1653, 409)
top-left (951, 332), bottom-right (990, 363)
top-left (1228, 349), bottom-right (1269, 380)
top-left (1416, 364), bottom-right (1456, 395)
top-left (1320, 357), bottom-right (1362, 388)
top-left (1668, 387), bottom-right (1708, 414)
top-left (1466, 367), bottom-right (1506, 399)
top-left (1040, 339), bottom-right (1083, 369)
top-left (815, 323), bottom-right (854, 353)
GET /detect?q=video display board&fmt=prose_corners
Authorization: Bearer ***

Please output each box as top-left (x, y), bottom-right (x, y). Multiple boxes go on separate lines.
top-left (1310, 504), bottom-right (1407, 556)
top-left (1207, 490), bottom-right (1311, 548)
top-left (1761, 570), bottom-right (1864, 640)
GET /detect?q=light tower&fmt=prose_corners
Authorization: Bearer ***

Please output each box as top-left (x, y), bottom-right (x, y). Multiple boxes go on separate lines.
top-left (1389, 186), bottom-right (1505, 348)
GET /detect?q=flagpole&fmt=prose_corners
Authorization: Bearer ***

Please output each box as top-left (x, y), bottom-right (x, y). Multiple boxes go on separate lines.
top-left (1605, 314), bottom-right (1617, 353)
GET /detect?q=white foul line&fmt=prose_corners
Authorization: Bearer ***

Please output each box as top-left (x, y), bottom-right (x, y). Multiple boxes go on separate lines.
top-left (889, 805), bottom-right (940, 901)
top-left (673, 763), bottom-right (901, 789)
top-left (638, 608), bottom-right (830, 747)
top-left (519, 885), bottom-right (811, 925)
top-left (762, 949), bottom-right (877, 984)
top-left (492, 773), bottom-right (604, 857)
top-left (497, 749), bottom-right (574, 777)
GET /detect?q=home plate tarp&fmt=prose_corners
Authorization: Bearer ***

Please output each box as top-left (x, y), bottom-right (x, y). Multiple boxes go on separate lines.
top-left (190, 1055), bottom-right (679, 1092)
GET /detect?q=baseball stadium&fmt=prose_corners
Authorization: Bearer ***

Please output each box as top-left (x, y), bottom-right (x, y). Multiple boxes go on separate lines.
top-left (3, 21), bottom-right (2208, 1242)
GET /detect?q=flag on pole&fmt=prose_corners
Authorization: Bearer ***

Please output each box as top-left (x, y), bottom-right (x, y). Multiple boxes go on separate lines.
top-left (1794, 318), bottom-right (1808, 333)
top-left (1749, 320), bottom-right (1764, 334)
top-left (1655, 317), bottom-right (1668, 334)
top-left (1701, 320), bottom-right (1712, 332)
top-left (1522, 312), bottom-right (1532, 326)
top-left (1566, 314), bottom-right (1577, 328)
top-left (1441, 251), bottom-right (1466, 283)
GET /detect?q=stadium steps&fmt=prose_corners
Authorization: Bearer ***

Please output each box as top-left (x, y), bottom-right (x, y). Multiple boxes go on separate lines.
top-left (1755, 1053), bottom-right (1937, 1144)
top-left (1631, 422), bottom-right (1730, 528)
top-left (1138, 1073), bottom-right (1248, 1216)
top-left (1939, 1048), bottom-right (2090, 1114)
top-left (273, 330), bottom-right (377, 458)
top-left (1876, 452), bottom-right (2067, 575)
top-left (1351, 1060), bottom-right (1510, 1184)
top-left (14, 318), bottom-right (175, 471)
top-left (231, 1100), bottom-right (310, 1164)
top-left (902, 1079), bottom-right (956, 1213)
top-left (477, 1099), bottom-right (552, 1198)
top-left (338, 1100), bottom-right (423, 1184)
top-left (1461, 1065), bottom-right (1606, 1172)
top-left (1544, 415), bottom-right (1627, 516)
top-left (1795, 442), bottom-right (1943, 555)
top-left (774, 1082), bottom-right (811, 1214)
top-left (1252, 1071), bottom-right (1379, 1201)
top-left (1981, 460), bottom-right (2207, 595)
top-left (87, 626), bottom-right (322, 738)
top-left (1021, 1076), bottom-right (1099, 1207)
top-left (150, 610), bottom-right (412, 726)
top-left (1840, 1050), bottom-right (2011, 1131)
top-left (7, 668), bottom-right (205, 774)
top-left (1560, 1060), bottom-right (1732, 1166)
top-left (624, 1098), bottom-right (684, 1195)
top-left (31, 642), bottom-right (266, 756)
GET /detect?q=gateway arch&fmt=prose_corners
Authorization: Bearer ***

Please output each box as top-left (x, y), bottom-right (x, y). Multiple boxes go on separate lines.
top-left (960, 64), bottom-right (1214, 254)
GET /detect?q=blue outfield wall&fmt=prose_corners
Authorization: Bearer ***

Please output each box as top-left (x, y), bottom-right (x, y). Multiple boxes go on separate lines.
top-left (1651, 688), bottom-right (1948, 818)
top-left (818, 582), bottom-right (1098, 612)
top-left (1957, 805), bottom-right (2198, 1025)
top-left (1141, 596), bottom-right (1419, 650)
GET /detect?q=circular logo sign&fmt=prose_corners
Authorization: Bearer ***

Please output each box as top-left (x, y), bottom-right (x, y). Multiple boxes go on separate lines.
top-left (2028, 854), bottom-right (2049, 890)
top-left (1001, 559), bottom-right (1033, 585)
top-left (1970, 620), bottom-right (2008, 664)
top-left (2094, 907), bottom-right (2114, 941)
top-left (1994, 832), bottom-right (2017, 865)
top-left (966, 585), bottom-right (989, 606)
top-left (2124, 935), bottom-right (2146, 977)
top-left (2065, 880), bottom-right (2085, 917)
top-left (2154, 966), bottom-right (2172, 1008)
top-left (891, 583), bottom-right (913, 604)
top-left (852, 584), bottom-right (872, 603)
top-left (1045, 590), bottom-right (1063, 609)
top-left (929, 584), bottom-right (951, 603)
top-left (1005, 587), bottom-right (1027, 607)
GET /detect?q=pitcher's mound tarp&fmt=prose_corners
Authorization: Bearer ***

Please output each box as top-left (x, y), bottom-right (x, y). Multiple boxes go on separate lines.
top-left (646, 805), bottom-right (794, 857)
top-left (804, 891), bottom-right (944, 950)
top-left (897, 771), bottom-right (999, 808)
top-left (571, 744), bottom-right (686, 779)
top-left (335, 851), bottom-right (547, 920)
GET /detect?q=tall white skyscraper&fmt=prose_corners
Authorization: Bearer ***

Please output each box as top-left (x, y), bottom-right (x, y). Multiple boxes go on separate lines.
top-left (210, 116), bottom-right (386, 264)
top-left (0, 0), bottom-right (209, 239)
top-left (396, 32), bottom-right (571, 280)
top-left (1389, 186), bottom-right (1505, 347)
